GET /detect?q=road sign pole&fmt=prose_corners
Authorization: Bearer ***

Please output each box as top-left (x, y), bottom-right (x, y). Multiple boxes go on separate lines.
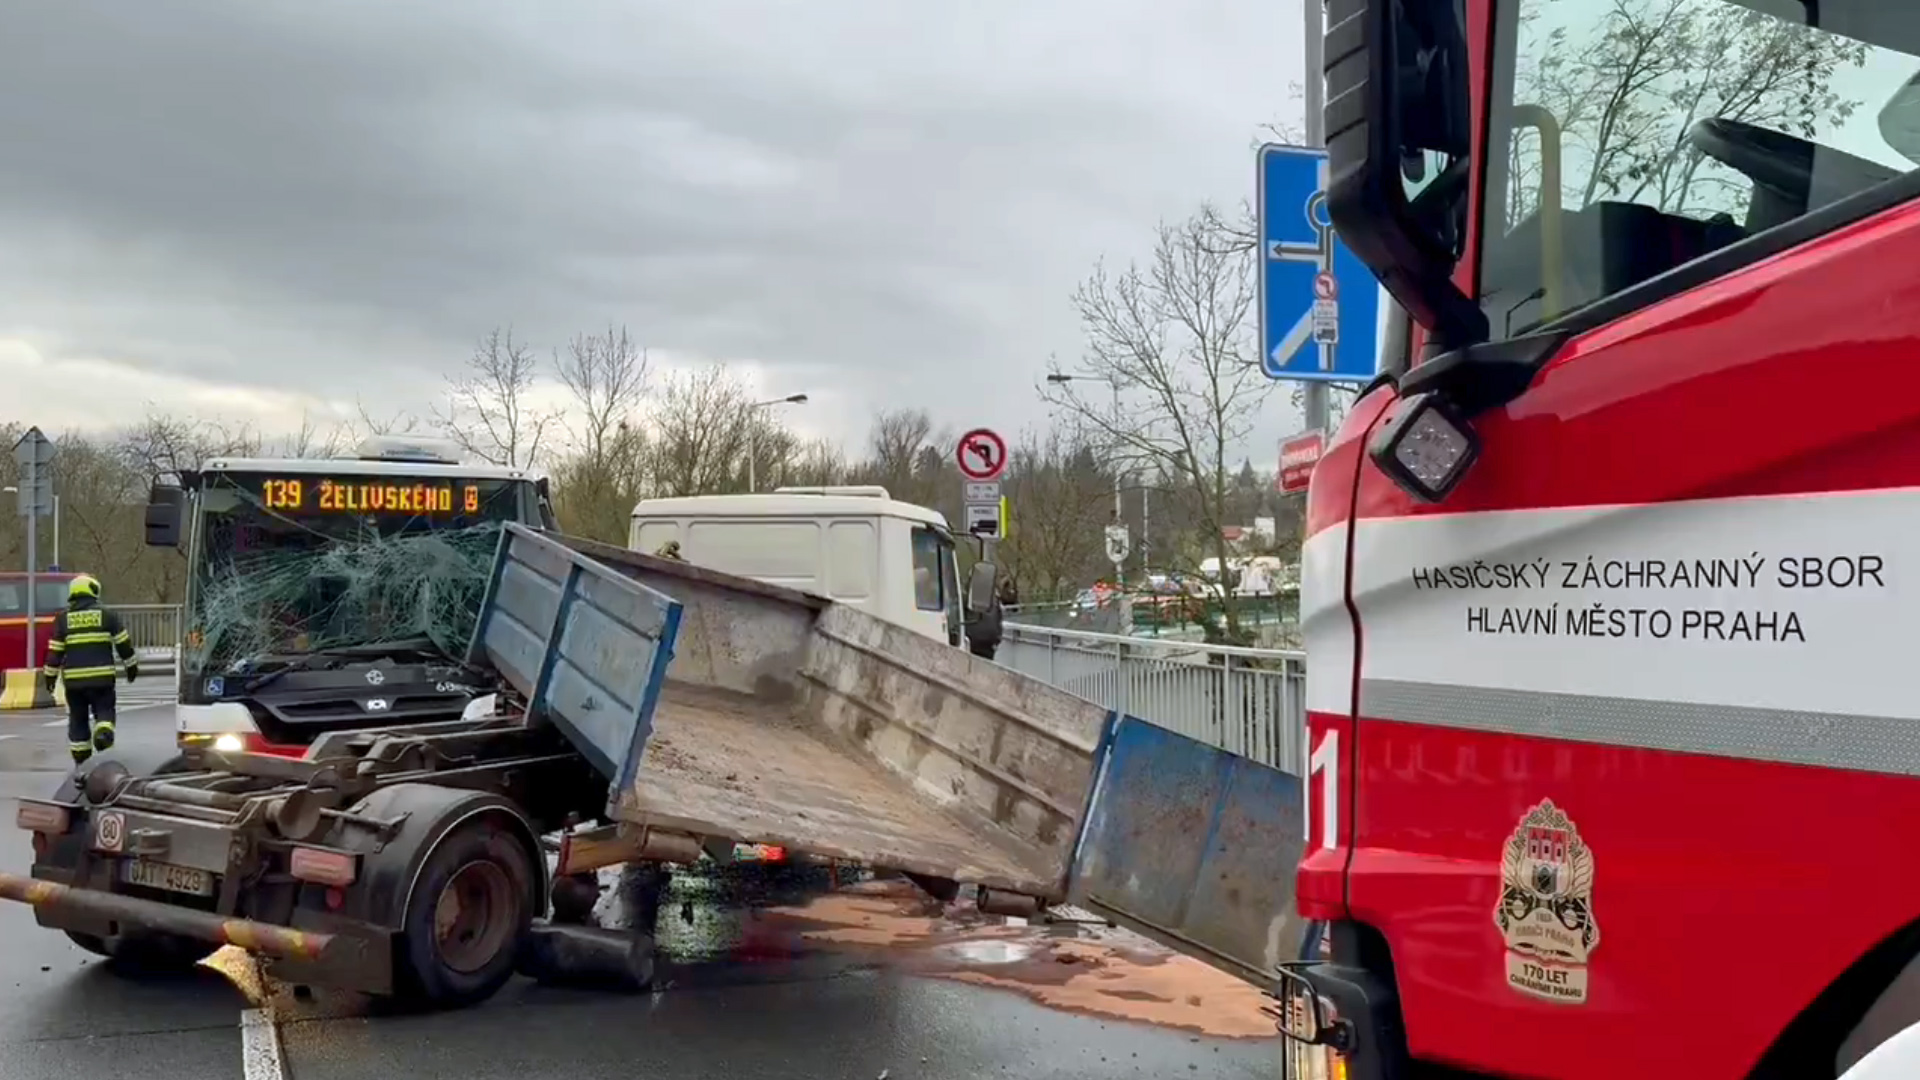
top-left (1301, 0), bottom-right (1329, 434)
top-left (23, 494), bottom-right (34, 671)
top-left (1111, 381), bottom-right (1121, 526)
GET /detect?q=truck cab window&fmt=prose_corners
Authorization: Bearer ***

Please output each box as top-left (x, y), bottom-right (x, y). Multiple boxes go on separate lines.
top-left (910, 527), bottom-right (944, 612)
top-left (1480, 0), bottom-right (1920, 338)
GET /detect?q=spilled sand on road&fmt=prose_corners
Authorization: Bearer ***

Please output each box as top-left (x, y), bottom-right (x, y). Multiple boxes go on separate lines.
top-left (759, 879), bottom-right (1275, 1040)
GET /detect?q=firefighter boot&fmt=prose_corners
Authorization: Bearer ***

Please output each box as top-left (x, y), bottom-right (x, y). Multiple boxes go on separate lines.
top-left (69, 743), bottom-right (92, 766)
top-left (91, 722), bottom-right (115, 753)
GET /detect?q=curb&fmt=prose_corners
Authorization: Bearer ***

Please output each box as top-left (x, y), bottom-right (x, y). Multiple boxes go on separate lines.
top-left (0, 669), bottom-right (63, 710)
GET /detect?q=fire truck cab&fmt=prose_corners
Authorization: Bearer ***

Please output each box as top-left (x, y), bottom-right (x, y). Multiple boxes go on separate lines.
top-left (1285, 1), bottom-right (1920, 1078)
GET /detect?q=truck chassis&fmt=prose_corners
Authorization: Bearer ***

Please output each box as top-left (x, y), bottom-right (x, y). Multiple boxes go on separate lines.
top-left (9, 703), bottom-right (609, 1006)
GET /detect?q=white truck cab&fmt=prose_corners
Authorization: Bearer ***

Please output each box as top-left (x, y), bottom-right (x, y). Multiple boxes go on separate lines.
top-left (629, 486), bottom-right (986, 648)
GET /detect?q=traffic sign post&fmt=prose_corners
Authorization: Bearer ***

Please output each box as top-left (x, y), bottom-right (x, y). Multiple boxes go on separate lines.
top-left (12, 427), bottom-right (55, 672)
top-left (1257, 143), bottom-right (1381, 385)
top-left (955, 428), bottom-right (1008, 482)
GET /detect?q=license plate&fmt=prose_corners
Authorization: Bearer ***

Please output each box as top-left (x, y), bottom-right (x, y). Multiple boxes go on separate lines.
top-left (121, 859), bottom-right (214, 897)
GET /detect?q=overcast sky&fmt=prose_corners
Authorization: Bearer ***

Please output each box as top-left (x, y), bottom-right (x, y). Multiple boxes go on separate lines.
top-left (0, 0), bottom-right (1310, 462)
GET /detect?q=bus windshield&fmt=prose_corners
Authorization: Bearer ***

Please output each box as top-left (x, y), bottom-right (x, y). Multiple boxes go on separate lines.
top-left (183, 471), bottom-right (538, 679)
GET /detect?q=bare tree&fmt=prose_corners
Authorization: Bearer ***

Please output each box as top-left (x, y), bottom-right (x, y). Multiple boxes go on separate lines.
top-left (267, 411), bottom-right (353, 459)
top-left (550, 419), bottom-right (648, 543)
top-left (857, 408), bottom-right (946, 507)
top-left (785, 437), bottom-right (850, 488)
top-left (867, 409), bottom-right (934, 483)
top-left (549, 325), bottom-right (652, 541)
top-left (556, 325), bottom-right (650, 463)
top-left (997, 429), bottom-right (1114, 602)
top-left (118, 413), bottom-right (257, 487)
top-left (649, 363), bottom-right (758, 497)
top-left (436, 327), bottom-right (555, 467)
top-left (350, 401), bottom-right (423, 440)
top-left (1042, 209), bottom-right (1275, 643)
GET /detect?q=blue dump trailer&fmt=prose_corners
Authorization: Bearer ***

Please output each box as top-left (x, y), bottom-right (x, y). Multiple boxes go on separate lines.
top-left (2, 525), bottom-right (1303, 1009)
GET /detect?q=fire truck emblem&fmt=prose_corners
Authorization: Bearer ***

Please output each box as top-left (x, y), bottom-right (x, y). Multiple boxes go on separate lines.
top-left (1494, 799), bottom-right (1600, 1004)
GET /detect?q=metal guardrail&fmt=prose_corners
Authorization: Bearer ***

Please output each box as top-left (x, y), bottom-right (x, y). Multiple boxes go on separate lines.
top-left (109, 604), bottom-right (180, 671)
top-left (997, 622), bottom-right (1306, 773)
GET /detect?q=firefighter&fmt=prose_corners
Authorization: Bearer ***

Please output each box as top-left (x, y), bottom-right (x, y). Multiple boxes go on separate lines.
top-left (41, 575), bottom-right (139, 766)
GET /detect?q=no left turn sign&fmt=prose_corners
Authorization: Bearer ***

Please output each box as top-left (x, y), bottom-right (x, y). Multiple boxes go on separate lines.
top-left (956, 428), bottom-right (1008, 482)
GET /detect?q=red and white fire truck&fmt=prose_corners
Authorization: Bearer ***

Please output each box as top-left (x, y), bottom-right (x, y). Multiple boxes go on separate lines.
top-left (1282, 1), bottom-right (1920, 1077)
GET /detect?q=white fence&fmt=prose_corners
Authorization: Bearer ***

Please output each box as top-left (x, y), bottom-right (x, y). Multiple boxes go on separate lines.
top-left (997, 622), bottom-right (1307, 773)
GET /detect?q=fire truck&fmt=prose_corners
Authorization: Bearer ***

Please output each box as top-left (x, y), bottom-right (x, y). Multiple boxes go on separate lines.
top-left (1281, 1), bottom-right (1920, 1078)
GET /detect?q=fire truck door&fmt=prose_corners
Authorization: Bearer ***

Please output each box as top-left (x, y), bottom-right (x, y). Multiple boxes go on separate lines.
top-left (1337, 210), bottom-right (1920, 1073)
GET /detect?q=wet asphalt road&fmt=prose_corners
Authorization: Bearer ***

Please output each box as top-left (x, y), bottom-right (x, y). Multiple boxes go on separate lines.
top-left (0, 702), bottom-right (1286, 1080)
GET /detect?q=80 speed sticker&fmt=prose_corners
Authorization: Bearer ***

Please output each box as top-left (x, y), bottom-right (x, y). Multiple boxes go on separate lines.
top-left (93, 810), bottom-right (125, 853)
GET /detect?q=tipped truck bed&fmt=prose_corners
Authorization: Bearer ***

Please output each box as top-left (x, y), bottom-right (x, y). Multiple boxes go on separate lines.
top-left (473, 526), bottom-right (1113, 900)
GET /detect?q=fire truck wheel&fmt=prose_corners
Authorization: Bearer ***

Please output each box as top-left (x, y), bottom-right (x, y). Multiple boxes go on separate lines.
top-left (397, 816), bottom-right (537, 1008)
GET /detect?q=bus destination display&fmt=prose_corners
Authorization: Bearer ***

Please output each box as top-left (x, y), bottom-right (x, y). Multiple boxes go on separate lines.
top-left (255, 477), bottom-right (483, 515)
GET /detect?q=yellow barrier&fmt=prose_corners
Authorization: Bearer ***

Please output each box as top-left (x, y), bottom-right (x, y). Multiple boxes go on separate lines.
top-left (0, 669), bottom-right (62, 710)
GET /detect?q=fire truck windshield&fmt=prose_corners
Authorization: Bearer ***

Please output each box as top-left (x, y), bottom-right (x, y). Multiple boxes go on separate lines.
top-left (181, 470), bottom-right (540, 681)
top-left (1479, 0), bottom-right (1920, 337)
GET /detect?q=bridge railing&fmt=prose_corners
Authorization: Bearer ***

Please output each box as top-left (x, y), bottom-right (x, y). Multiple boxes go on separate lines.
top-left (109, 604), bottom-right (181, 671)
top-left (997, 621), bottom-right (1307, 772)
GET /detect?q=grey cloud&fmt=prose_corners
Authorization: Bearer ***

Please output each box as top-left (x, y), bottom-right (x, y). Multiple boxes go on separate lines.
top-left (0, 0), bottom-right (1300, 450)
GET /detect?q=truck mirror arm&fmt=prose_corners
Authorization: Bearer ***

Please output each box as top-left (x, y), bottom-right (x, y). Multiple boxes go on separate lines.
top-left (1394, 331), bottom-right (1569, 419)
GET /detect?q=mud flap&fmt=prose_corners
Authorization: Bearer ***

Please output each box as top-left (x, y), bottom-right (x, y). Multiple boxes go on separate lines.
top-left (1070, 716), bottom-right (1306, 985)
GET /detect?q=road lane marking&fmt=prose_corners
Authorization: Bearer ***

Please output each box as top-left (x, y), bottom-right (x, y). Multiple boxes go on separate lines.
top-left (240, 1007), bottom-right (288, 1080)
top-left (41, 720), bottom-right (64, 728)
top-left (0, 734), bottom-right (15, 742)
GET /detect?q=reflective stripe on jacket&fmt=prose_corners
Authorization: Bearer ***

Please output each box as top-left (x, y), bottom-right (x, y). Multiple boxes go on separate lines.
top-left (44, 599), bottom-right (135, 683)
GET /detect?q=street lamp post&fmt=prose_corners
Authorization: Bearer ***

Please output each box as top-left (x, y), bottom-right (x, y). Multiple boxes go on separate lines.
top-left (747, 394), bottom-right (810, 493)
top-left (3, 488), bottom-right (57, 569)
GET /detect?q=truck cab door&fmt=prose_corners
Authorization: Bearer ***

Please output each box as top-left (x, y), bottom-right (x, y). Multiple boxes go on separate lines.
top-left (1294, 386), bottom-right (1399, 923)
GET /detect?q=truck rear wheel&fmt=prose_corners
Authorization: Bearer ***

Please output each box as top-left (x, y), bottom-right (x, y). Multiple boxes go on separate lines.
top-left (396, 817), bottom-right (537, 1008)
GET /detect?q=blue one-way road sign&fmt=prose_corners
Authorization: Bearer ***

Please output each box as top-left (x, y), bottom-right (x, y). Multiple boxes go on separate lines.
top-left (1258, 143), bottom-right (1380, 383)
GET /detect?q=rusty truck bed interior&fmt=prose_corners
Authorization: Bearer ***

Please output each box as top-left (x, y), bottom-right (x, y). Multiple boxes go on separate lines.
top-left (629, 681), bottom-right (1053, 890)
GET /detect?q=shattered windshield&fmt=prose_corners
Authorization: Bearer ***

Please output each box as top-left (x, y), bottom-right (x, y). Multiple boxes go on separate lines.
top-left (184, 471), bottom-right (535, 678)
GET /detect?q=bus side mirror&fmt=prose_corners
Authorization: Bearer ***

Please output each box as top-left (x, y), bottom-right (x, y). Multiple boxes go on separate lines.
top-left (1324, 0), bottom-right (1487, 350)
top-left (145, 484), bottom-right (183, 549)
top-left (965, 562), bottom-right (999, 618)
